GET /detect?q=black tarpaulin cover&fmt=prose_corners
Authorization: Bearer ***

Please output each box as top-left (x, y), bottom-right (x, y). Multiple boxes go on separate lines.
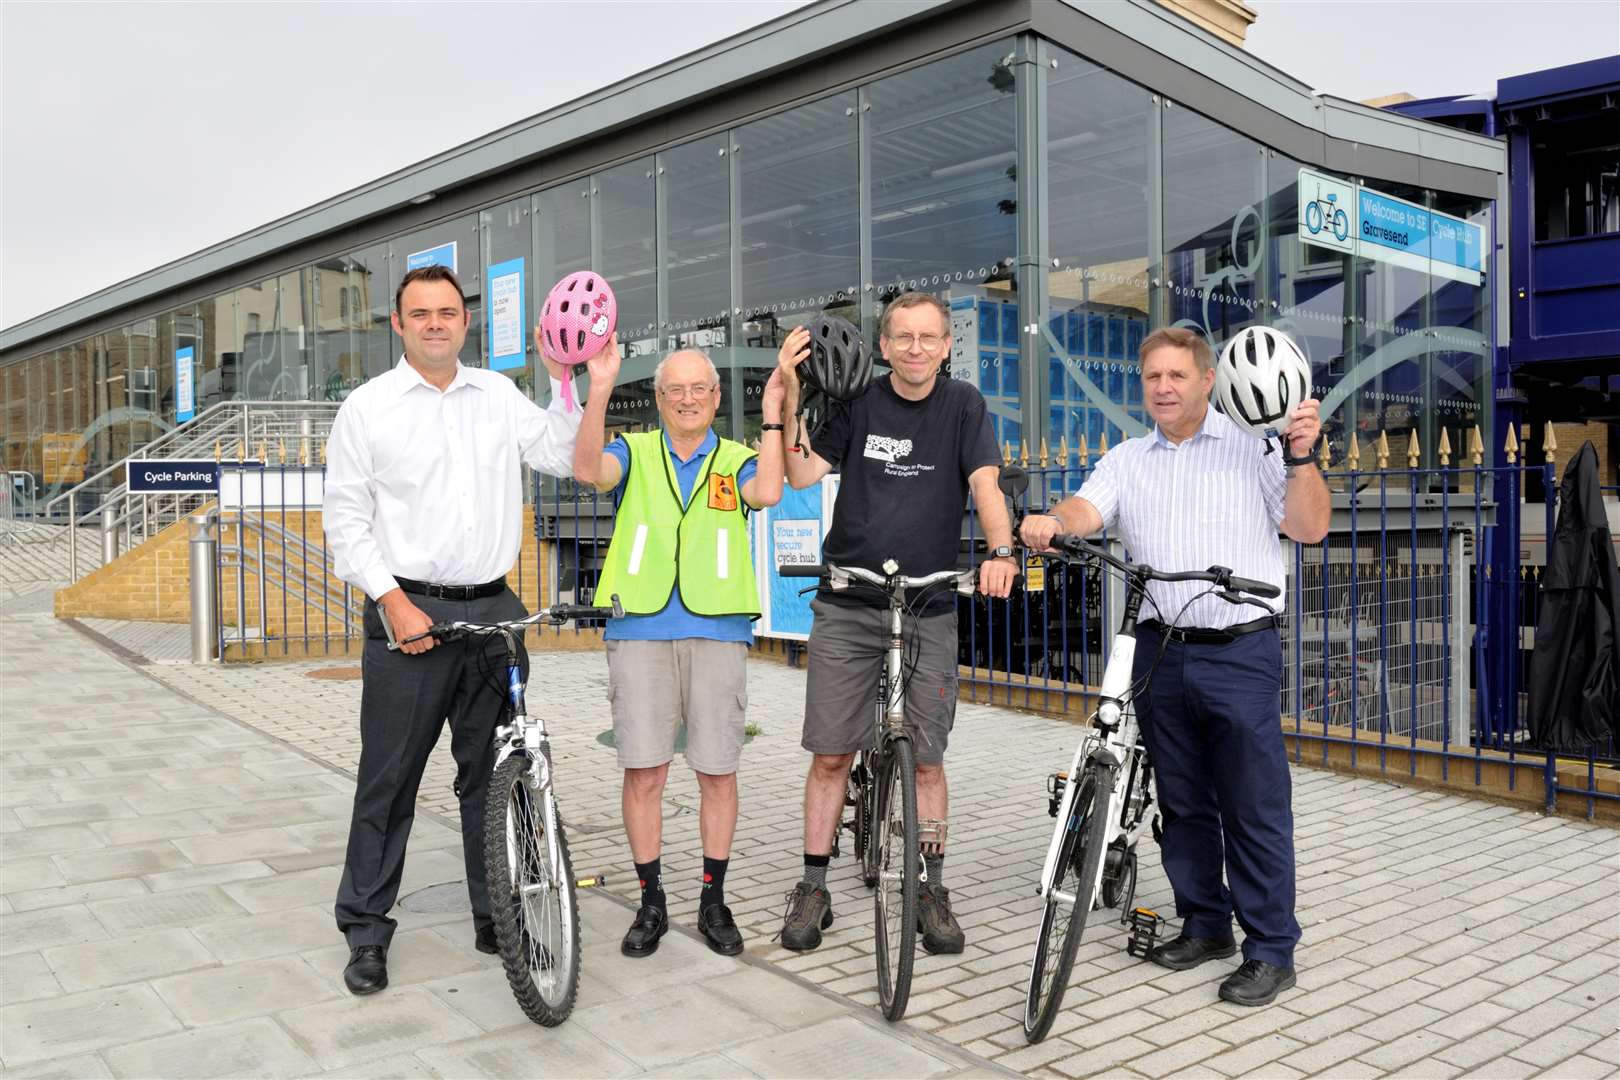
top-left (1527, 440), bottom-right (1620, 752)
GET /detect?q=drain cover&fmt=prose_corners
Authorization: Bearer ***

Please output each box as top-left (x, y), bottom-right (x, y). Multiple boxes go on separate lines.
top-left (399, 881), bottom-right (469, 913)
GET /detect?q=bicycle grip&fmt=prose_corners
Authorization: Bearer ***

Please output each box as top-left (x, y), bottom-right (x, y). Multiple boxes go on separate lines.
top-left (1226, 574), bottom-right (1280, 599)
top-left (778, 564), bottom-right (825, 578)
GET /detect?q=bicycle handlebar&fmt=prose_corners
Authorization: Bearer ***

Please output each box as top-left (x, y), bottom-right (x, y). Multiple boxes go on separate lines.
top-left (1044, 534), bottom-right (1280, 600)
top-left (397, 595), bottom-right (625, 647)
top-left (777, 562), bottom-right (976, 595)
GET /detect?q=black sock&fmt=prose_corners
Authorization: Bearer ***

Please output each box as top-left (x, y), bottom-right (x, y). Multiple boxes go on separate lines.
top-left (924, 851), bottom-right (944, 886)
top-left (634, 858), bottom-right (665, 911)
top-left (803, 852), bottom-right (830, 890)
top-left (700, 856), bottom-right (729, 911)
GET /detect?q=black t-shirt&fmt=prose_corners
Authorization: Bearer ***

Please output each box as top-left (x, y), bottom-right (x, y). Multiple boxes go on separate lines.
top-left (812, 373), bottom-right (1001, 612)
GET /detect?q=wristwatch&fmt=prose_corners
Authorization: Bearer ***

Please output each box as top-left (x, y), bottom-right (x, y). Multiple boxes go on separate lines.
top-left (761, 423), bottom-right (784, 432)
top-left (989, 545), bottom-right (1017, 561)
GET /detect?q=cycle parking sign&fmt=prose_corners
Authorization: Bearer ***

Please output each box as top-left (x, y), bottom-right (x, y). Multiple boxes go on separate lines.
top-left (1298, 169), bottom-right (1356, 253)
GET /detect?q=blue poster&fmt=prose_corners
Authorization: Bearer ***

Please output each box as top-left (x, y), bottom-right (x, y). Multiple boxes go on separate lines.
top-left (755, 481), bottom-right (828, 640)
top-left (174, 346), bottom-right (196, 422)
top-left (486, 258), bottom-right (525, 371)
top-left (406, 241), bottom-right (458, 273)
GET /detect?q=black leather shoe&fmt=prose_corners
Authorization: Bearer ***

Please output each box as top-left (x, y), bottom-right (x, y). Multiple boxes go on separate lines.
top-left (475, 925), bottom-right (498, 955)
top-left (1148, 934), bottom-right (1238, 971)
top-left (1219, 959), bottom-right (1297, 1006)
top-left (621, 904), bottom-right (668, 958)
top-left (343, 945), bottom-right (388, 995)
top-left (698, 904), bottom-right (744, 956)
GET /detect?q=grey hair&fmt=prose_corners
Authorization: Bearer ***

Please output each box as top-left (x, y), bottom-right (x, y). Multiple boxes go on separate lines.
top-left (653, 348), bottom-right (721, 391)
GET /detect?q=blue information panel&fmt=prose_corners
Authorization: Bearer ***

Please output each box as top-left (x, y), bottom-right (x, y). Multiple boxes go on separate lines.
top-left (174, 346), bottom-right (196, 422)
top-left (752, 479), bottom-right (834, 641)
top-left (1357, 188), bottom-right (1483, 286)
top-left (406, 241), bottom-right (458, 274)
top-left (486, 257), bottom-right (526, 371)
top-left (127, 459), bottom-right (224, 493)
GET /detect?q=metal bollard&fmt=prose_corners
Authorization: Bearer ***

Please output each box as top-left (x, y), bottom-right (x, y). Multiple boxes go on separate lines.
top-left (189, 511), bottom-right (219, 663)
top-left (101, 503), bottom-right (120, 566)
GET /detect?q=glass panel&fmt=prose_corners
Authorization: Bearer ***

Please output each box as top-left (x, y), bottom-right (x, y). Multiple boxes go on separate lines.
top-left (197, 293), bottom-right (234, 410)
top-left (1427, 189), bottom-right (1491, 468)
top-left (1046, 48), bottom-right (1154, 459)
top-left (312, 243), bottom-right (390, 399)
top-left (481, 199), bottom-right (536, 398)
top-left (125, 317), bottom-right (164, 444)
top-left (596, 156), bottom-right (659, 430)
top-left (4, 364), bottom-right (25, 475)
top-left (233, 274), bottom-right (306, 401)
top-left (868, 42), bottom-right (1019, 443)
top-left (536, 182), bottom-right (592, 286)
top-left (1267, 155), bottom-right (1354, 459)
top-left (662, 135), bottom-right (737, 436)
top-left (736, 92), bottom-right (859, 350)
top-left (98, 332), bottom-right (132, 464)
top-left (391, 217), bottom-right (480, 367)
top-left (1163, 106), bottom-right (1265, 350)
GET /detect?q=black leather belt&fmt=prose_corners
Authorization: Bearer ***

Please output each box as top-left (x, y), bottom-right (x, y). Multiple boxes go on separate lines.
top-left (1138, 615), bottom-right (1278, 645)
top-left (395, 576), bottom-right (506, 601)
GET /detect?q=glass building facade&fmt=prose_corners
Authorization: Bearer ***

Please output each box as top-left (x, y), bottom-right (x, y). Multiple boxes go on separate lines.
top-left (0, 21), bottom-right (1500, 509)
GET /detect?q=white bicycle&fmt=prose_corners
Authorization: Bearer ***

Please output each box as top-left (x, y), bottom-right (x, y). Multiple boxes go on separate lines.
top-left (1002, 469), bottom-right (1280, 1043)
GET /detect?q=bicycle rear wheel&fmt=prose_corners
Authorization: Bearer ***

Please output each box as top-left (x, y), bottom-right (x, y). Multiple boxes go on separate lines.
top-left (484, 754), bottom-right (581, 1027)
top-left (872, 737), bottom-right (919, 1021)
top-left (1024, 764), bottom-right (1114, 1043)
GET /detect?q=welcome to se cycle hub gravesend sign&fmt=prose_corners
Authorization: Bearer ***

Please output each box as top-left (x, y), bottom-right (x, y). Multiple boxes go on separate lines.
top-left (1297, 168), bottom-right (1484, 287)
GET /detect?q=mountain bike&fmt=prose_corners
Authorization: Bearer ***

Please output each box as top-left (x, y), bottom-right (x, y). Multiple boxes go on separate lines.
top-left (1000, 468), bottom-right (1280, 1043)
top-left (400, 596), bottom-right (621, 1027)
top-left (780, 561), bottom-right (975, 1022)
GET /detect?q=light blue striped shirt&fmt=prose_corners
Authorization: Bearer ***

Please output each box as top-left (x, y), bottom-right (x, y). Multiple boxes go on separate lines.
top-left (1075, 405), bottom-right (1288, 629)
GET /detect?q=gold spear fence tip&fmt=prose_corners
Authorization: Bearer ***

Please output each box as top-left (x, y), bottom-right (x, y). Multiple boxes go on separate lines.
top-left (1077, 435), bottom-right (1090, 466)
top-left (1376, 431), bottom-right (1391, 470)
top-left (1544, 423), bottom-right (1558, 465)
top-left (1348, 432), bottom-right (1362, 470)
top-left (1058, 435), bottom-right (1070, 463)
top-left (1039, 438), bottom-right (1050, 468)
top-left (1437, 428), bottom-right (1452, 467)
top-left (1098, 432), bottom-right (1110, 456)
top-left (278, 439), bottom-right (287, 465)
top-left (1407, 427), bottom-right (1421, 468)
top-left (1317, 435), bottom-right (1331, 469)
top-left (1469, 426), bottom-right (1484, 466)
top-left (1019, 440), bottom-right (1030, 467)
top-left (1505, 425), bottom-right (1519, 464)
top-left (1002, 441), bottom-right (1014, 465)
top-left (214, 439), bottom-right (222, 463)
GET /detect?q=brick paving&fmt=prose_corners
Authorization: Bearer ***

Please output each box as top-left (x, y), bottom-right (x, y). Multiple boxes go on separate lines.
top-left (90, 626), bottom-right (1620, 1079)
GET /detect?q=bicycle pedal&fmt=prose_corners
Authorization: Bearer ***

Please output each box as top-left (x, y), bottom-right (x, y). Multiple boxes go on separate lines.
top-left (1125, 907), bottom-right (1164, 959)
top-left (575, 873), bottom-right (608, 889)
top-left (1046, 772), bottom-right (1068, 818)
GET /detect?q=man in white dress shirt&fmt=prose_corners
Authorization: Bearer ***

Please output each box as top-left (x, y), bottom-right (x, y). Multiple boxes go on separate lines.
top-left (1022, 326), bottom-right (1328, 1008)
top-left (323, 264), bottom-right (589, 995)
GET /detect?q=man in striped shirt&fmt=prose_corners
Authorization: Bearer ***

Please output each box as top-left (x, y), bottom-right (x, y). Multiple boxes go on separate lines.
top-left (1022, 326), bottom-right (1328, 1007)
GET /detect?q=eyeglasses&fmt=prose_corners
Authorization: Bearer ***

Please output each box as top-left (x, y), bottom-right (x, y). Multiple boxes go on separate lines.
top-left (659, 383), bottom-right (717, 400)
top-left (884, 333), bottom-right (947, 352)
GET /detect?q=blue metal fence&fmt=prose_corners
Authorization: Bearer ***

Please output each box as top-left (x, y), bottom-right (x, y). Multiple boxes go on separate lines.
top-left (210, 437), bottom-right (1618, 818)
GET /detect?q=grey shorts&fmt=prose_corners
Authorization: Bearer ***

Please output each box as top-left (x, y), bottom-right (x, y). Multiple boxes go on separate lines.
top-left (604, 638), bottom-right (749, 774)
top-left (802, 598), bottom-right (959, 766)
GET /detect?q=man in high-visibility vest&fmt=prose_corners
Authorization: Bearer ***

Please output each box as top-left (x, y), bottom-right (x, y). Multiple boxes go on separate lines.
top-left (574, 344), bottom-right (787, 958)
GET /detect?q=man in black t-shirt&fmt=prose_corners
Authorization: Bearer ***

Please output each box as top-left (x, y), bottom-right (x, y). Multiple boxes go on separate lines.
top-left (775, 291), bottom-right (1016, 955)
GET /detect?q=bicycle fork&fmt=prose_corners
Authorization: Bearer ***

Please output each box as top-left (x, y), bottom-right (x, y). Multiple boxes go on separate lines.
top-left (1036, 631), bottom-right (1138, 901)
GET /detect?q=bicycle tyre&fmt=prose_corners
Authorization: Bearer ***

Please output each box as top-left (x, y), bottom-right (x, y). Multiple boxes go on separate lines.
top-left (855, 751), bottom-right (879, 889)
top-left (1023, 764), bottom-right (1114, 1043)
top-left (484, 754), bottom-right (581, 1027)
top-left (872, 737), bottom-right (919, 1022)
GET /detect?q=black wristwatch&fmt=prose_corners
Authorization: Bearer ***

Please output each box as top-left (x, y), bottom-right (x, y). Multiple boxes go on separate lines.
top-left (990, 545), bottom-right (1016, 561)
top-left (1281, 448), bottom-right (1317, 467)
top-left (761, 422), bottom-right (784, 432)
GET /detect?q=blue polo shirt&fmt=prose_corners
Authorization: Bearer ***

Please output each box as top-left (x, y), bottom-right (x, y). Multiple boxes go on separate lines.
top-left (602, 428), bottom-right (758, 643)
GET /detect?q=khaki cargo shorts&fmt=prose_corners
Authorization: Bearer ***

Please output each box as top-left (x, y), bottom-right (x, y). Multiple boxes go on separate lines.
top-left (604, 638), bottom-right (749, 774)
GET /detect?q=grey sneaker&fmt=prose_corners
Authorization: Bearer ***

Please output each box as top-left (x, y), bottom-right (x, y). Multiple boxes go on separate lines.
top-left (918, 882), bottom-right (965, 954)
top-left (779, 882), bottom-right (834, 951)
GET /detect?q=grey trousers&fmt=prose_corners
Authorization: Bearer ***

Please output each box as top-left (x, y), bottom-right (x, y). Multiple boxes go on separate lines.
top-left (334, 587), bottom-right (527, 948)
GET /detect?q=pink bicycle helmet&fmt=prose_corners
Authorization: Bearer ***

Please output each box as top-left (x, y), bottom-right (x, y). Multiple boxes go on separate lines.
top-left (539, 272), bottom-right (618, 412)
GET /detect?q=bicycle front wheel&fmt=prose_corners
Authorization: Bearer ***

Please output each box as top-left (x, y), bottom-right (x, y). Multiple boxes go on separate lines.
top-left (872, 737), bottom-right (919, 1021)
top-left (1024, 764), bottom-right (1114, 1043)
top-left (484, 754), bottom-right (581, 1027)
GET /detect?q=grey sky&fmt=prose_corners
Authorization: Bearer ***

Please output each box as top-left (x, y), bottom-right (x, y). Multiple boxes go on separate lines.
top-left (2, 0), bottom-right (1612, 331)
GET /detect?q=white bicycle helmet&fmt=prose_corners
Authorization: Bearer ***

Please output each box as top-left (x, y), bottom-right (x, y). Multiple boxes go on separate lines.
top-left (1215, 326), bottom-right (1310, 440)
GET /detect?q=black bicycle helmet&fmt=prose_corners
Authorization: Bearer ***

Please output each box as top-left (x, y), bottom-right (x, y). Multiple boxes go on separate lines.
top-left (801, 314), bottom-right (874, 403)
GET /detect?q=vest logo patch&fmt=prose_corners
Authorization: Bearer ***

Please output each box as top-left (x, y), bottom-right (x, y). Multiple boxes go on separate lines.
top-left (707, 473), bottom-right (739, 511)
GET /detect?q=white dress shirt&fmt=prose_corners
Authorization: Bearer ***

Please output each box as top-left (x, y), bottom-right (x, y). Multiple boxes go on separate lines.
top-left (324, 357), bottom-right (582, 600)
top-left (1075, 405), bottom-right (1288, 629)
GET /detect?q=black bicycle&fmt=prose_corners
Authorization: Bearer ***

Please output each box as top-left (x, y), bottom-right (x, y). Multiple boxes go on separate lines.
top-left (781, 560), bottom-right (974, 1021)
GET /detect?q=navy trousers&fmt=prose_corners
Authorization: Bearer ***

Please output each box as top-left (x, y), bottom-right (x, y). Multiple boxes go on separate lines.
top-left (1130, 625), bottom-right (1300, 967)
